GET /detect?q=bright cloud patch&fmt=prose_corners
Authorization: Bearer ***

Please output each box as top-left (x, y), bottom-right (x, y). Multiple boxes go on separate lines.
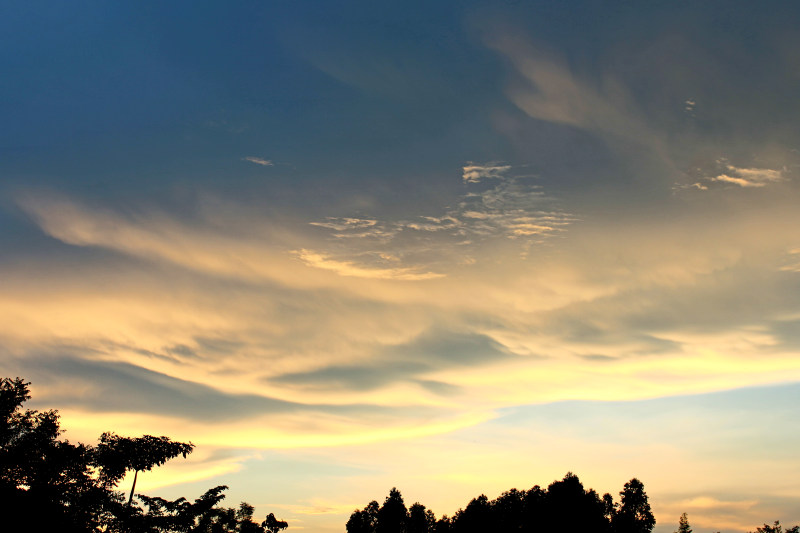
top-left (294, 249), bottom-right (444, 281)
top-left (462, 163), bottom-right (512, 183)
top-left (711, 165), bottom-right (784, 188)
top-left (243, 156), bottom-right (274, 166)
top-left (677, 159), bottom-right (788, 192)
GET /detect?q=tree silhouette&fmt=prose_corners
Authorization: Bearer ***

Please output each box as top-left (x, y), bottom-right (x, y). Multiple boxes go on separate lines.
top-left (378, 488), bottom-right (408, 533)
top-left (675, 512), bottom-right (692, 533)
top-left (492, 488), bottom-right (525, 532)
top-left (408, 502), bottom-right (436, 533)
top-left (434, 515), bottom-right (452, 533)
top-left (263, 512), bottom-right (290, 533)
top-left (347, 500), bottom-right (380, 533)
top-left (452, 494), bottom-right (492, 533)
top-left (522, 484), bottom-right (546, 530)
top-left (95, 432), bottom-right (194, 505)
top-left (612, 478), bottom-right (655, 533)
top-left (538, 472), bottom-right (611, 533)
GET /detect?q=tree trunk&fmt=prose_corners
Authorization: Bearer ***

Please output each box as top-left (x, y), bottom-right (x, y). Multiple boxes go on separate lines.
top-left (127, 469), bottom-right (139, 506)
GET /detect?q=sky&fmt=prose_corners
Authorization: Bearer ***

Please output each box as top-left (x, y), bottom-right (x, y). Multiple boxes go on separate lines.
top-left (2, 1), bottom-right (800, 531)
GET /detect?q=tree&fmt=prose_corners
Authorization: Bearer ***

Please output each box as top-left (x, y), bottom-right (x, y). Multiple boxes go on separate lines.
top-left (262, 512), bottom-right (289, 533)
top-left (434, 516), bottom-right (452, 533)
top-left (377, 488), bottom-right (408, 533)
top-left (675, 513), bottom-right (692, 533)
top-left (408, 502), bottom-right (436, 533)
top-left (603, 492), bottom-right (617, 522)
top-left (452, 494), bottom-right (493, 533)
top-left (522, 484), bottom-right (546, 530)
top-left (347, 500), bottom-right (380, 533)
top-left (492, 488), bottom-right (525, 532)
top-left (612, 478), bottom-right (655, 533)
top-left (541, 472), bottom-right (610, 533)
top-left (95, 432), bottom-right (194, 505)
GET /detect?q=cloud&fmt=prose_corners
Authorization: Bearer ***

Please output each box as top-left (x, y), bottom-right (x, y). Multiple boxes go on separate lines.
top-left (243, 156), bottom-right (274, 166)
top-left (310, 218), bottom-right (379, 231)
top-left (779, 249), bottom-right (800, 272)
top-left (305, 163), bottom-right (575, 277)
top-left (711, 164), bottom-right (785, 188)
top-left (14, 193), bottom-right (352, 290)
top-left (9, 165), bottom-right (800, 460)
top-left (19, 351), bottom-right (297, 421)
top-left (675, 159), bottom-right (789, 193)
top-left (484, 32), bottom-right (652, 146)
top-left (462, 163), bottom-right (512, 183)
top-left (293, 249), bottom-right (445, 281)
top-left (679, 496), bottom-right (758, 511)
top-left (271, 329), bottom-right (511, 392)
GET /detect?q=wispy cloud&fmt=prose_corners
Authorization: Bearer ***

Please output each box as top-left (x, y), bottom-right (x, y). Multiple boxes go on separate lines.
top-left (484, 32), bottom-right (653, 146)
top-left (293, 249), bottom-right (444, 281)
top-left (243, 156), bottom-right (274, 166)
top-left (14, 193), bottom-right (327, 288)
top-left (710, 164), bottom-right (784, 188)
top-left (675, 159), bottom-right (789, 193)
top-left (304, 163), bottom-right (575, 277)
top-left (462, 163), bottom-right (512, 183)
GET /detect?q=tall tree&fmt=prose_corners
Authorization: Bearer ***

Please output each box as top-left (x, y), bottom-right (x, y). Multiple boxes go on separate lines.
top-left (95, 432), bottom-right (194, 505)
top-left (612, 478), bottom-right (655, 533)
top-left (675, 513), bottom-right (692, 533)
top-left (347, 500), bottom-right (380, 533)
top-left (408, 502), bottom-right (436, 533)
top-left (377, 488), bottom-right (408, 533)
top-left (544, 473), bottom-right (609, 533)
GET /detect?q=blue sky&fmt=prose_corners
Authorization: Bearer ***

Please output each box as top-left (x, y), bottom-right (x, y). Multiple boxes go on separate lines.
top-left (3, 2), bottom-right (800, 532)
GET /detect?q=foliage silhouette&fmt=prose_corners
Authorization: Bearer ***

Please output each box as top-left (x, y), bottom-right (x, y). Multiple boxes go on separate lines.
top-left (0, 377), bottom-right (287, 533)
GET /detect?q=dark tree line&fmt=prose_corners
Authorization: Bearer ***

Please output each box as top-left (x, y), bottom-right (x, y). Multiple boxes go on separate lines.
top-left (348, 473), bottom-right (656, 533)
top-left (349, 480), bottom-right (800, 533)
top-left (0, 377), bottom-right (288, 533)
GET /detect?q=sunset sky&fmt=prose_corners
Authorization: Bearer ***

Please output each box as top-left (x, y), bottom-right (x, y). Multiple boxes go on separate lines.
top-left (3, 1), bottom-right (800, 531)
